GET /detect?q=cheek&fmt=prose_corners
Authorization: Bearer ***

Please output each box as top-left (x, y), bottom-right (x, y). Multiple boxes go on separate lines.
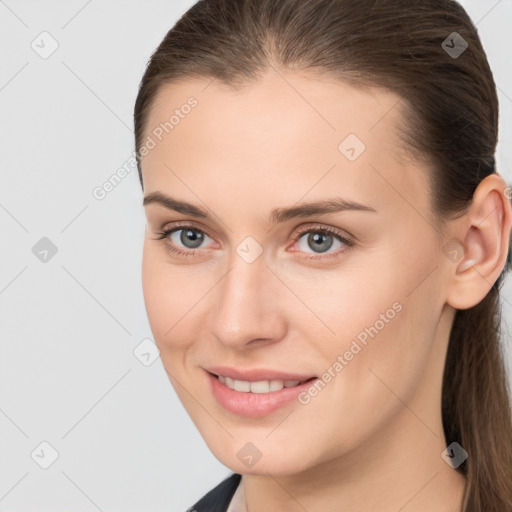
top-left (283, 269), bottom-right (441, 461)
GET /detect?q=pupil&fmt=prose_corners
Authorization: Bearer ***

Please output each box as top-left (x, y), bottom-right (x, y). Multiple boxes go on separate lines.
top-left (309, 232), bottom-right (333, 253)
top-left (181, 229), bottom-right (204, 249)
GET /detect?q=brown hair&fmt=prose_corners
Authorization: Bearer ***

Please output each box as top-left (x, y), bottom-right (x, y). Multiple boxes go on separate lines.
top-left (133, 1), bottom-right (512, 509)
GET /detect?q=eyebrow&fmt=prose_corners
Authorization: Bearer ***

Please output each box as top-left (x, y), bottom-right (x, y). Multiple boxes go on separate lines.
top-left (143, 191), bottom-right (377, 224)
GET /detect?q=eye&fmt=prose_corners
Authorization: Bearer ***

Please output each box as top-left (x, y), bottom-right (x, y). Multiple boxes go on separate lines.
top-left (154, 223), bottom-right (215, 258)
top-left (153, 222), bottom-right (354, 261)
top-left (290, 225), bottom-right (354, 260)
top-left (169, 227), bottom-right (209, 249)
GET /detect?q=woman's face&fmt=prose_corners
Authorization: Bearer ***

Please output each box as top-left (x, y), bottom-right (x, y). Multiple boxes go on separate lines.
top-left (140, 69), bottom-right (456, 476)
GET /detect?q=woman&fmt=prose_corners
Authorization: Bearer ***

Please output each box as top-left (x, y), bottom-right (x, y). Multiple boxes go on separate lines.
top-left (133, 0), bottom-right (512, 510)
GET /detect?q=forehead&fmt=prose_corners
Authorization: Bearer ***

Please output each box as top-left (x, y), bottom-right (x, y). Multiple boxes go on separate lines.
top-left (143, 69), bottom-right (407, 151)
top-left (140, 69), bottom-right (430, 223)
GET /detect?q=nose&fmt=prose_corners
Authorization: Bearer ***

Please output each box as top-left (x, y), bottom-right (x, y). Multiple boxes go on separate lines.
top-left (207, 252), bottom-right (287, 350)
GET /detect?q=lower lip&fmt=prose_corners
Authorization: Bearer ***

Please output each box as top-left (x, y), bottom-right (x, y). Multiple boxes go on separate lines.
top-left (206, 371), bottom-right (318, 418)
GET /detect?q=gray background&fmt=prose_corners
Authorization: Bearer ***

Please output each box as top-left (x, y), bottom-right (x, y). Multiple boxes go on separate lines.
top-left (0, 1), bottom-right (511, 510)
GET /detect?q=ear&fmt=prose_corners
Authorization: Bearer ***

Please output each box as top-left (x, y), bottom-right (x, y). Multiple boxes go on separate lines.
top-left (445, 173), bottom-right (512, 310)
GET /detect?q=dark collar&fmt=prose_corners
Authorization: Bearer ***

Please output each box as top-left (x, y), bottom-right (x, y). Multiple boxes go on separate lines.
top-left (190, 473), bottom-right (242, 512)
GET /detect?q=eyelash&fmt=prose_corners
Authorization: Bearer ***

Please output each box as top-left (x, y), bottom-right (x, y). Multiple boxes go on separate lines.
top-left (153, 221), bottom-right (355, 261)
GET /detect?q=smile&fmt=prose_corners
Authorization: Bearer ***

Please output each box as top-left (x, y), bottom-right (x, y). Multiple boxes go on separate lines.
top-left (206, 370), bottom-right (319, 417)
top-left (216, 374), bottom-right (314, 393)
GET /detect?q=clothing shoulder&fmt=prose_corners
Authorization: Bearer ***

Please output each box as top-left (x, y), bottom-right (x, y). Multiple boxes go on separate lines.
top-left (188, 473), bottom-right (242, 512)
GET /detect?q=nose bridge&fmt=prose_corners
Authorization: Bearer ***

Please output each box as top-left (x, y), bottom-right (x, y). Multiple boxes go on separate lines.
top-left (208, 250), bottom-right (284, 348)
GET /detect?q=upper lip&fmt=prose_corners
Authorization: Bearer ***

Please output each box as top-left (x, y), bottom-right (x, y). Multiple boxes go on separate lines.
top-left (204, 366), bottom-right (317, 382)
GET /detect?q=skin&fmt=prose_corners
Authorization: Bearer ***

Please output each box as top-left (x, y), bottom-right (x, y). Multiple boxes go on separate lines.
top-left (140, 68), bottom-right (512, 512)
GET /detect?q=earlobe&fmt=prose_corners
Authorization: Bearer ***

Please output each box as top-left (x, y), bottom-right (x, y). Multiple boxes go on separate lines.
top-left (446, 173), bottom-right (512, 310)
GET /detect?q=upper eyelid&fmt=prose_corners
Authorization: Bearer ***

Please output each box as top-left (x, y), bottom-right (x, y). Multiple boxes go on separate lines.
top-left (294, 224), bottom-right (352, 239)
top-left (153, 208), bottom-right (357, 233)
top-left (160, 221), bottom-right (213, 239)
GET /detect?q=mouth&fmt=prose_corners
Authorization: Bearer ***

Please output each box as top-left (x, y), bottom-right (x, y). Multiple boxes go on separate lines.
top-left (207, 371), bottom-right (317, 393)
top-left (205, 369), bottom-right (319, 417)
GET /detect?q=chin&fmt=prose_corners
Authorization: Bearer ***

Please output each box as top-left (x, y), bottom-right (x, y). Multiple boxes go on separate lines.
top-left (208, 440), bottom-right (320, 477)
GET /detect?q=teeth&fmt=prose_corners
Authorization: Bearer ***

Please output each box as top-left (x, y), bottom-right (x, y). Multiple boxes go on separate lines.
top-left (234, 379), bottom-right (251, 392)
top-left (269, 380), bottom-right (284, 391)
top-left (217, 375), bottom-right (305, 393)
